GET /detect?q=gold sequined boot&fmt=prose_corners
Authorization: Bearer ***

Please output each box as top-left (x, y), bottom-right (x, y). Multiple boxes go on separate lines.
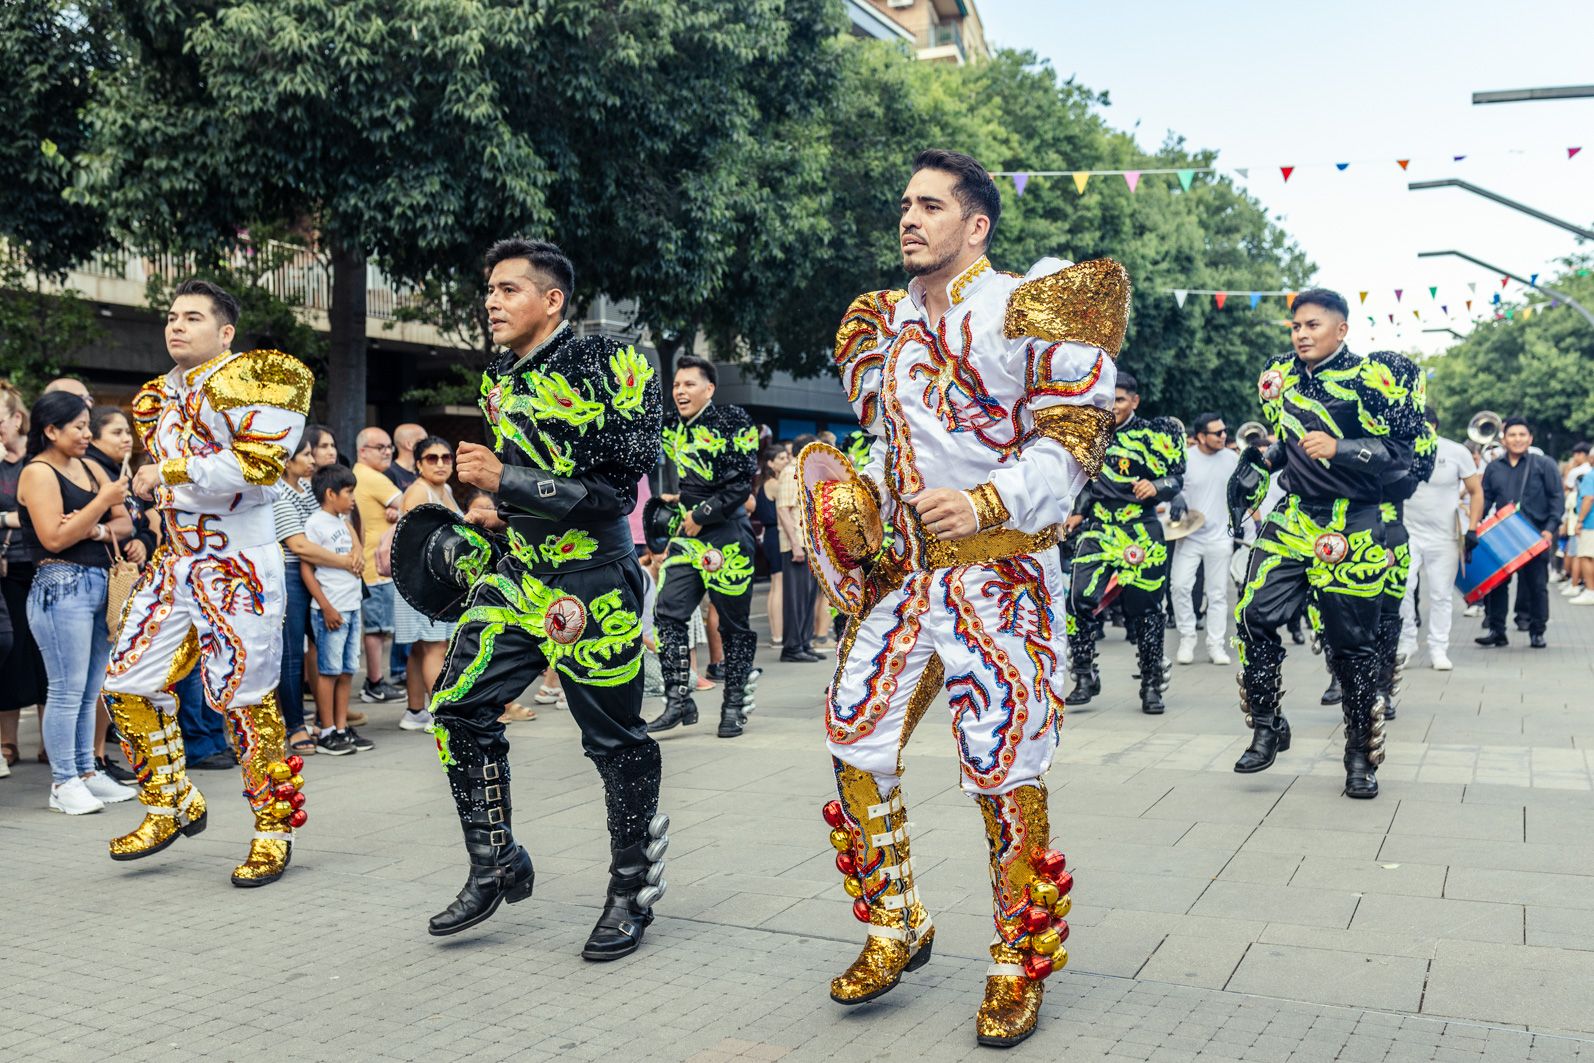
top-left (226, 694), bottom-right (306, 887)
top-left (974, 784), bottom-right (1072, 1048)
top-left (106, 692), bottom-right (208, 859)
top-left (824, 760), bottom-right (934, 1004)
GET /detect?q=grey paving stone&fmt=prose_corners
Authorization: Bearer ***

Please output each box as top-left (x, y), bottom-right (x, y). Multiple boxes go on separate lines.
top-left (1226, 943), bottom-right (1429, 1012)
top-left (1350, 893), bottom-right (1525, 945)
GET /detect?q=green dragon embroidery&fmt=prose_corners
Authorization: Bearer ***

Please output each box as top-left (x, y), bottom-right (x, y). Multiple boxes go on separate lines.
top-left (1253, 496), bottom-right (1390, 599)
top-left (537, 529), bottom-right (599, 568)
top-left (662, 423), bottom-right (728, 482)
top-left (454, 525), bottom-right (493, 586)
top-left (658, 538), bottom-right (755, 597)
top-left (426, 720), bottom-right (457, 769)
top-left (1074, 520), bottom-right (1169, 593)
top-left (732, 425), bottom-right (759, 454)
top-left (606, 346), bottom-right (654, 419)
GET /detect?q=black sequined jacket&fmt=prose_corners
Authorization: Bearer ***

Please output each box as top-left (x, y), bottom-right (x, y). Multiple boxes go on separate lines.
top-left (661, 403), bottom-right (758, 529)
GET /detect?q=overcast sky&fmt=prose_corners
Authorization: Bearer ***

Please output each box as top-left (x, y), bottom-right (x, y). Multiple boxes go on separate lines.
top-left (977, 0), bottom-right (1593, 354)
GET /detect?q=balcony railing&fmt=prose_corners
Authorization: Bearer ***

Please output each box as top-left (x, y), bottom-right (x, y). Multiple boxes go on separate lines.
top-left (920, 20), bottom-right (966, 60)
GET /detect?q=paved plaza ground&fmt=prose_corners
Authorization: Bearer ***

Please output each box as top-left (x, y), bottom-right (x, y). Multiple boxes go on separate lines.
top-left (4, 589), bottom-right (1594, 1062)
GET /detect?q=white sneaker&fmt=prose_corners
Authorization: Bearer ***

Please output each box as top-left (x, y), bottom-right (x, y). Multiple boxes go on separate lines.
top-left (399, 708), bottom-right (434, 731)
top-left (1463, 604), bottom-right (1482, 618)
top-left (49, 776), bottom-right (106, 815)
top-left (81, 771), bottom-right (137, 804)
top-left (1208, 646), bottom-right (1231, 666)
top-left (1571, 590), bottom-right (1594, 606)
top-left (1175, 637), bottom-right (1196, 665)
top-left (1431, 651), bottom-right (1454, 671)
top-left (1560, 582), bottom-right (1582, 597)
top-left (0, 755), bottom-right (10, 778)
top-left (532, 685), bottom-right (561, 705)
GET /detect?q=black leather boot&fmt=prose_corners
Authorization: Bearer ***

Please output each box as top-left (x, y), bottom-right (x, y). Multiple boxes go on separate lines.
top-left (1066, 666), bottom-right (1100, 705)
top-left (646, 620), bottom-right (697, 733)
top-left (1373, 615), bottom-right (1401, 721)
top-left (1065, 627), bottom-right (1099, 704)
top-left (429, 758), bottom-right (536, 936)
top-left (717, 630), bottom-right (756, 737)
top-left (717, 689), bottom-right (745, 738)
top-left (1340, 663), bottom-right (1384, 799)
top-left (1131, 612), bottom-right (1169, 712)
top-left (583, 815), bottom-right (668, 961)
top-left (1320, 661), bottom-right (1343, 706)
top-left (1234, 639), bottom-right (1289, 773)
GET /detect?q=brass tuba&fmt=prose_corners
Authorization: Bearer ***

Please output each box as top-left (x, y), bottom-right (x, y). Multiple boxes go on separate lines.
top-left (1467, 410), bottom-right (1503, 447)
top-left (1236, 421), bottom-right (1268, 447)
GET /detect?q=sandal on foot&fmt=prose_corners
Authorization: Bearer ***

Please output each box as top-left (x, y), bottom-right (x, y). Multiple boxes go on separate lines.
top-left (2, 743), bottom-right (17, 767)
top-left (498, 702), bottom-right (538, 723)
top-left (288, 728), bottom-right (318, 754)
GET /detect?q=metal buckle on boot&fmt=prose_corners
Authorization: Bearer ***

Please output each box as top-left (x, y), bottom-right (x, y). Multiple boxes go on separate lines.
top-left (486, 806), bottom-right (505, 825)
top-left (483, 784), bottom-right (502, 802)
top-left (481, 763), bottom-right (501, 781)
top-left (488, 829), bottom-right (508, 846)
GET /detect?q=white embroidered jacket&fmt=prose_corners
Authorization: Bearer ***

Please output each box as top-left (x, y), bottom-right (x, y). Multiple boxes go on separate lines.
top-left (833, 255), bottom-right (1128, 564)
top-left (133, 349), bottom-right (313, 555)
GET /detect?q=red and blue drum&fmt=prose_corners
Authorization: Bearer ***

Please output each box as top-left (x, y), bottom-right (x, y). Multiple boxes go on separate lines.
top-left (1455, 503), bottom-right (1548, 605)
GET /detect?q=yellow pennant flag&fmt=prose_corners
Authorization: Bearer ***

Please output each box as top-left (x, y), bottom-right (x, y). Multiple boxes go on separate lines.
top-left (1358, 291), bottom-right (1369, 304)
top-left (1286, 291), bottom-right (1298, 309)
top-left (1072, 172), bottom-right (1090, 194)
top-left (1412, 310), bottom-right (1420, 320)
top-left (1521, 307), bottom-right (1533, 320)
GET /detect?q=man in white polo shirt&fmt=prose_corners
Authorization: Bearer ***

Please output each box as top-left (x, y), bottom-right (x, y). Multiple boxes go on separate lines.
top-left (1399, 410), bottom-right (1483, 670)
top-left (1171, 412), bottom-right (1239, 665)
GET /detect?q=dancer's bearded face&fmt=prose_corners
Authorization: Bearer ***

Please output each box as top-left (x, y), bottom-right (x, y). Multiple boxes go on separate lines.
top-left (899, 169), bottom-right (982, 279)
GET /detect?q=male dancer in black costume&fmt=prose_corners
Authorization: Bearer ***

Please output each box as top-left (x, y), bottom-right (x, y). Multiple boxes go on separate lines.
top-left (1229, 290), bottom-right (1422, 799)
top-left (1064, 372), bottom-right (1185, 714)
top-left (401, 239), bottom-right (668, 956)
top-left (645, 356), bottom-right (760, 739)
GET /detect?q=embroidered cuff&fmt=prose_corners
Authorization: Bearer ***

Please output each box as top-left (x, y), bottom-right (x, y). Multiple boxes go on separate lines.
top-left (160, 457), bottom-right (192, 485)
top-left (966, 483), bottom-right (1011, 532)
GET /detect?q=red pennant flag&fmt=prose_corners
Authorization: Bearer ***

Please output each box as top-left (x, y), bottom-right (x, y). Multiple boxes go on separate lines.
top-left (1397, 159), bottom-right (1410, 170)
top-left (1501, 277), bottom-right (1510, 288)
top-left (1570, 147), bottom-right (1583, 159)
top-left (1279, 166), bottom-right (1294, 182)
top-left (1387, 314), bottom-right (1394, 324)
top-left (1214, 292), bottom-right (1228, 309)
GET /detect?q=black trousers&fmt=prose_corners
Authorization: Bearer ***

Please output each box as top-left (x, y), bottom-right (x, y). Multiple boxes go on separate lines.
top-left (1486, 550), bottom-right (1549, 636)
top-left (430, 554), bottom-right (653, 763)
top-left (654, 519), bottom-right (758, 706)
top-left (781, 551), bottom-right (817, 653)
top-left (1068, 515), bottom-right (1169, 675)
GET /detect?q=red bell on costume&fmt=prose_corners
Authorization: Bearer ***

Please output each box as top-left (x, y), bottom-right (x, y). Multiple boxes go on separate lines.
top-left (1021, 906), bottom-right (1051, 934)
top-left (1053, 871), bottom-right (1074, 896)
top-left (822, 800), bottom-right (845, 828)
top-left (289, 791), bottom-right (306, 810)
top-left (1035, 849), bottom-right (1067, 878)
top-left (836, 851), bottom-right (857, 876)
top-left (288, 809), bottom-right (308, 828)
top-left (274, 783), bottom-right (296, 800)
top-left (285, 755), bottom-right (305, 774)
top-left (1056, 920), bottom-right (1070, 943)
top-left (1022, 954), bottom-right (1053, 981)
top-left (852, 898), bottom-right (872, 923)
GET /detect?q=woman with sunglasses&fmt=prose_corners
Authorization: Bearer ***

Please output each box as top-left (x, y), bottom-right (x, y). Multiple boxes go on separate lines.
top-left (392, 436), bottom-right (461, 732)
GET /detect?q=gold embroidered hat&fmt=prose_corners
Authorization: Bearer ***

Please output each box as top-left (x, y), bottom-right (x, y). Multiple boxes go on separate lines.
top-left (799, 441), bottom-right (884, 617)
top-left (391, 503), bottom-right (505, 622)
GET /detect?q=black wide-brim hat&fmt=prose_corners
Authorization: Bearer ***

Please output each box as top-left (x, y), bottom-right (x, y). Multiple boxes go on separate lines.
top-left (642, 496), bottom-right (678, 554)
top-left (391, 503), bottom-right (505, 623)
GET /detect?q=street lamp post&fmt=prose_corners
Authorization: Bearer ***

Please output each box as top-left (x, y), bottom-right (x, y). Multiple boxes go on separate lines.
top-left (1472, 85), bottom-right (1594, 105)
top-left (1407, 180), bottom-right (1594, 242)
top-left (1417, 250), bottom-right (1594, 331)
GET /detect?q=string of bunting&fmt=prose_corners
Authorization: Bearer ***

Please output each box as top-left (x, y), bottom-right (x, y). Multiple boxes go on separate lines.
top-left (992, 146), bottom-right (1583, 196)
top-left (1168, 269), bottom-right (1594, 313)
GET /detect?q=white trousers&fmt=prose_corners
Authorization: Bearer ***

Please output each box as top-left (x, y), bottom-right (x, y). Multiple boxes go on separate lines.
top-left (1399, 530), bottom-right (1459, 655)
top-left (1170, 536), bottom-right (1231, 652)
top-left (825, 552), bottom-right (1066, 797)
top-left (104, 543), bottom-right (286, 713)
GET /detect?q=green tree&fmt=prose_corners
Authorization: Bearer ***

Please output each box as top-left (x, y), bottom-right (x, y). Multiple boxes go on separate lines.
top-left (0, 256), bottom-right (103, 392)
top-left (1427, 262), bottom-right (1594, 458)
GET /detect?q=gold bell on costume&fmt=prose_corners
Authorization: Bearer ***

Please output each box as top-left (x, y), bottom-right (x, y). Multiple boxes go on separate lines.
top-left (226, 695), bottom-right (307, 887)
top-left (823, 762), bottom-right (935, 1005)
top-left (106, 692), bottom-right (208, 860)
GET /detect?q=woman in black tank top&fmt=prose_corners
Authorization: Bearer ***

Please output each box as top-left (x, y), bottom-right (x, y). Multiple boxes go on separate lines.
top-left (16, 392), bottom-right (137, 815)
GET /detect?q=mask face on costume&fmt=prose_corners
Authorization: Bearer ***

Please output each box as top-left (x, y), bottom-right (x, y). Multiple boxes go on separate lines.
top-left (1290, 304), bottom-right (1348, 366)
top-left (899, 167), bottom-right (982, 279)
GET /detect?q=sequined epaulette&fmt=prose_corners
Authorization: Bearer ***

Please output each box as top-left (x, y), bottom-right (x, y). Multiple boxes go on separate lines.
top-left (834, 290), bottom-right (907, 367)
top-left (1003, 259), bottom-right (1131, 357)
top-left (203, 349), bottom-right (314, 415)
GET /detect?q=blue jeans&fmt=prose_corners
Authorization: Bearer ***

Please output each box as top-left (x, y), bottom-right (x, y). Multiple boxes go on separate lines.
top-left (312, 608), bottom-right (362, 675)
top-left (278, 563), bottom-right (310, 732)
top-left (26, 564), bottom-right (110, 783)
top-left (173, 666), bottom-right (228, 762)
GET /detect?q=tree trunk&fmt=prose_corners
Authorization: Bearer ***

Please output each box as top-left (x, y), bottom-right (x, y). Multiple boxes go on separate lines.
top-left (327, 242), bottom-right (368, 454)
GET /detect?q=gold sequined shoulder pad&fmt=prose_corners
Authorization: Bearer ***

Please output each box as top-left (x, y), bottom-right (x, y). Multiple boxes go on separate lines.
top-left (834, 289), bottom-right (907, 366)
top-left (1003, 259), bottom-right (1131, 358)
top-left (203, 349), bottom-right (314, 414)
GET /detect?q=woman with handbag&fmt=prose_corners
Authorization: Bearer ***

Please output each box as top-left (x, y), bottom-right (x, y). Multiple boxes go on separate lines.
top-left (0, 379), bottom-right (47, 773)
top-left (16, 392), bottom-right (138, 814)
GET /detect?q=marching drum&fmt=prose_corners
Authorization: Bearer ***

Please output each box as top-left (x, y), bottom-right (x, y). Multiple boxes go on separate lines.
top-left (1454, 503), bottom-right (1548, 604)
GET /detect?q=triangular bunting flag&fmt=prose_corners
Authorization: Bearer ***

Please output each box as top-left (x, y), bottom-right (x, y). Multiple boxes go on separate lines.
top-left (1441, 305), bottom-right (1448, 315)
top-left (1492, 292), bottom-right (1502, 304)
top-left (1123, 171), bottom-right (1141, 193)
top-left (1176, 169), bottom-right (1195, 191)
top-left (1335, 163), bottom-right (1349, 171)
top-left (1466, 300), bottom-right (1472, 311)
top-left (1358, 291), bottom-right (1369, 304)
top-left (1412, 310), bottom-right (1421, 320)
top-left (1522, 307), bottom-right (1533, 320)
top-left (1530, 273), bottom-right (1538, 286)
top-left (1429, 286), bottom-right (1438, 299)
top-left (1173, 290), bottom-right (1188, 308)
top-left (1571, 147), bottom-right (1583, 159)
top-left (1012, 172), bottom-right (1029, 196)
top-left (1279, 166), bottom-right (1294, 182)
top-left (1249, 293), bottom-right (1261, 309)
top-left (1453, 155), bottom-right (1467, 162)
top-left (1388, 314), bottom-right (1395, 323)
top-left (1072, 172), bottom-right (1090, 194)
top-left (1286, 292), bottom-right (1298, 310)
top-left (1397, 159), bottom-right (1410, 170)
top-left (1505, 308), bottom-right (1514, 319)
top-left (1467, 282), bottom-right (1477, 293)
top-left (1395, 289), bottom-right (1403, 302)
top-left (1214, 292), bottom-right (1227, 309)
top-left (1234, 167), bottom-right (1249, 179)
